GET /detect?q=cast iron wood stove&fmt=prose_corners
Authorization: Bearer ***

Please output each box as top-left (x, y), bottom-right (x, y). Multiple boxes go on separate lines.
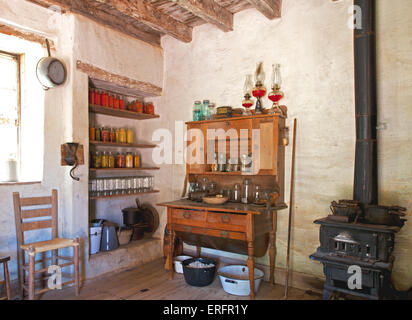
top-left (310, 0), bottom-right (408, 300)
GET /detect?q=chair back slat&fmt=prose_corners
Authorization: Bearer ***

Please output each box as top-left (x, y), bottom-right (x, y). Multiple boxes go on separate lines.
top-left (21, 220), bottom-right (52, 232)
top-left (21, 208), bottom-right (52, 219)
top-left (20, 196), bottom-right (52, 207)
top-left (13, 190), bottom-right (58, 246)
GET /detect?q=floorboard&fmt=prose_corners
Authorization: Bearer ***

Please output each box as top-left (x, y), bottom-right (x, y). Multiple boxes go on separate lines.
top-left (40, 259), bottom-right (321, 300)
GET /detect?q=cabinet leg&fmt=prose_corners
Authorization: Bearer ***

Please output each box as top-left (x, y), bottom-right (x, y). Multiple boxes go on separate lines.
top-left (247, 242), bottom-right (255, 300)
top-left (168, 230), bottom-right (175, 280)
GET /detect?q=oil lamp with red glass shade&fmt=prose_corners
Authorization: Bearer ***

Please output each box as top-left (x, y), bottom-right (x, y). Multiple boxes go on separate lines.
top-left (252, 62), bottom-right (266, 114)
top-left (268, 64), bottom-right (284, 115)
top-left (242, 74), bottom-right (254, 116)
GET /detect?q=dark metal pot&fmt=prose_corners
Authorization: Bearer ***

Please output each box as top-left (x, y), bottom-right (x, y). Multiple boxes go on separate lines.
top-left (364, 205), bottom-right (407, 227)
top-left (122, 207), bottom-right (143, 226)
top-left (182, 258), bottom-right (217, 287)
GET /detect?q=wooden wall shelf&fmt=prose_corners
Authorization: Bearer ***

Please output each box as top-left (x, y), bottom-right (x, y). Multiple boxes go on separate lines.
top-left (89, 105), bottom-right (160, 120)
top-left (90, 141), bottom-right (157, 149)
top-left (90, 190), bottom-right (160, 200)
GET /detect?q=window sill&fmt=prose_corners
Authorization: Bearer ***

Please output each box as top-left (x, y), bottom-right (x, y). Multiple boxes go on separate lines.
top-left (0, 181), bottom-right (41, 186)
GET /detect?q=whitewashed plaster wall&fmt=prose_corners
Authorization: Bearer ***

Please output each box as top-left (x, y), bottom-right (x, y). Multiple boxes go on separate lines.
top-left (0, 0), bottom-right (164, 282)
top-left (139, 0), bottom-right (412, 290)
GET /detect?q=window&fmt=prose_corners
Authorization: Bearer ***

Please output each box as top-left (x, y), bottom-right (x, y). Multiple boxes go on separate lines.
top-left (0, 34), bottom-right (45, 183)
top-left (0, 51), bottom-right (20, 181)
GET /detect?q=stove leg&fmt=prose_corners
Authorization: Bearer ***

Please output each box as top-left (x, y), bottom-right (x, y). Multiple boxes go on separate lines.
top-left (247, 242), bottom-right (255, 300)
top-left (322, 288), bottom-right (333, 300)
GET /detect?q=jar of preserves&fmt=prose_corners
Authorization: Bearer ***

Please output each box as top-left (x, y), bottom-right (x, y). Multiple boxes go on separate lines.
top-left (133, 153), bottom-right (141, 168)
top-left (119, 128), bottom-right (126, 144)
top-left (108, 152), bottom-right (115, 168)
top-left (119, 98), bottom-right (125, 110)
top-left (116, 152), bottom-right (125, 168)
top-left (109, 128), bottom-right (116, 143)
top-left (93, 152), bottom-right (102, 168)
top-left (126, 128), bottom-right (134, 144)
top-left (115, 128), bottom-right (120, 143)
top-left (101, 127), bottom-right (110, 142)
top-left (144, 102), bottom-right (154, 115)
top-left (95, 128), bottom-right (101, 141)
top-left (109, 95), bottom-right (114, 108)
top-left (114, 96), bottom-right (120, 109)
top-left (136, 101), bottom-right (143, 113)
top-left (101, 151), bottom-right (109, 168)
top-left (128, 101), bottom-right (134, 111)
top-left (125, 153), bottom-right (133, 168)
top-left (95, 90), bottom-right (101, 105)
top-left (89, 126), bottom-right (95, 141)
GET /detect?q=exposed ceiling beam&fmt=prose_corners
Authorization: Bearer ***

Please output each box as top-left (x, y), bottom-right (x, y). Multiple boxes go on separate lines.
top-left (26, 0), bottom-right (161, 46)
top-left (171, 0), bottom-right (233, 32)
top-left (94, 0), bottom-right (192, 42)
top-left (244, 0), bottom-right (282, 20)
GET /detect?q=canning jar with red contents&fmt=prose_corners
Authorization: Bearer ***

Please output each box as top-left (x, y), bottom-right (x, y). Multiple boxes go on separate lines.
top-left (144, 102), bottom-right (154, 115)
top-left (116, 153), bottom-right (125, 168)
top-left (95, 90), bottom-right (101, 105)
top-left (101, 127), bottom-right (110, 142)
top-left (136, 101), bottom-right (143, 113)
top-left (114, 96), bottom-right (120, 109)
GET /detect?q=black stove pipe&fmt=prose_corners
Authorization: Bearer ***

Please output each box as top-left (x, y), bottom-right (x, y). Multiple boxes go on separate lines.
top-left (353, 0), bottom-right (378, 206)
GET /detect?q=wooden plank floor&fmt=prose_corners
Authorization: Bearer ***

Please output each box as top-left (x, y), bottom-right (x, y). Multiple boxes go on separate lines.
top-left (41, 259), bottom-right (321, 300)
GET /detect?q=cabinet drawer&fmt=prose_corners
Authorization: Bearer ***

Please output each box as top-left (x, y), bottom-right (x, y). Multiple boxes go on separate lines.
top-left (206, 119), bottom-right (252, 136)
top-left (171, 209), bottom-right (205, 226)
top-left (207, 212), bottom-right (246, 232)
top-left (174, 224), bottom-right (205, 235)
top-left (206, 229), bottom-right (246, 241)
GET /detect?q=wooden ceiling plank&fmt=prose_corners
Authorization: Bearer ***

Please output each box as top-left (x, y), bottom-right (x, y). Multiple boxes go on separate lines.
top-left (94, 0), bottom-right (192, 42)
top-left (172, 0), bottom-right (233, 32)
top-left (25, 0), bottom-right (161, 46)
top-left (244, 0), bottom-right (282, 19)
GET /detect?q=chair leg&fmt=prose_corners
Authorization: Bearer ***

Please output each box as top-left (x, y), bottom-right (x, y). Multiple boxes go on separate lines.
top-left (17, 249), bottom-right (24, 300)
top-left (28, 247), bottom-right (35, 300)
top-left (74, 238), bottom-right (80, 296)
top-left (4, 261), bottom-right (11, 300)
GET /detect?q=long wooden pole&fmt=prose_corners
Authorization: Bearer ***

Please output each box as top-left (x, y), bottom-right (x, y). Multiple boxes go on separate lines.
top-left (284, 118), bottom-right (297, 298)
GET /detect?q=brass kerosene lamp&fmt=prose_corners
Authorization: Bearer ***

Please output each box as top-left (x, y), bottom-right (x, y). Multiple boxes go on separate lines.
top-left (268, 64), bottom-right (284, 115)
top-left (242, 74), bottom-right (254, 116)
top-left (252, 62), bottom-right (266, 114)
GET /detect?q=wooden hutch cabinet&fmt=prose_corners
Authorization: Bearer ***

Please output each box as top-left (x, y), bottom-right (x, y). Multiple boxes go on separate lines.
top-left (159, 114), bottom-right (287, 300)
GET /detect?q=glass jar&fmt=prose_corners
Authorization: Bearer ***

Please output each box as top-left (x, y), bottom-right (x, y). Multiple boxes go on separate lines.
top-left (101, 152), bottom-right (109, 168)
top-left (209, 103), bottom-right (216, 118)
top-left (115, 128), bottom-right (120, 143)
top-left (109, 128), bottom-right (116, 143)
top-left (119, 128), bottom-right (127, 144)
top-left (241, 179), bottom-right (252, 204)
top-left (126, 128), bottom-right (134, 144)
top-left (95, 127), bottom-right (101, 141)
top-left (101, 127), bottom-right (110, 142)
top-left (89, 126), bottom-right (95, 141)
top-left (193, 101), bottom-right (203, 121)
top-left (144, 102), bottom-right (154, 115)
top-left (108, 152), bottom-right (115, 168)
top-left (203, 100), bottom-right (210, 120)
top-left (231, 184), bottom-right (241, 203)
top-left (125, 153), bottom-right (133, 168)
top-left (254, 185), bottom-right (262, 204)
top-left (133, 153), bottom-right (141, 168)
top-left (93, 152), bottom-right (102, 168)
top-left (200, 177), bottom-right (208, 192)
top-left (116, 152), bottom-right (125, 168)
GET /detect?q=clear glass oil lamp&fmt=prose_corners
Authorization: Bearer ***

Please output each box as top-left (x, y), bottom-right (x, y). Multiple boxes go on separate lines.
top-left (268, 64), bottom-right (284, 115)
top-left (252, 62), bottom-right (266, 114)
top-left (242, 74), bottom-right (254, 116)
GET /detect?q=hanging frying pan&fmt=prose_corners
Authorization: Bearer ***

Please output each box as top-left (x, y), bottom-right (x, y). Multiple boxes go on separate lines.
top-left (36, 39), bottom-right (67, 90)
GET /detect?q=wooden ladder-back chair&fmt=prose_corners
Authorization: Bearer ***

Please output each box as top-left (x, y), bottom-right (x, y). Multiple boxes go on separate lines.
top-left (13, 189), bottom-right (80, 300)
top-left (0, 256), bottom-right (11, 300)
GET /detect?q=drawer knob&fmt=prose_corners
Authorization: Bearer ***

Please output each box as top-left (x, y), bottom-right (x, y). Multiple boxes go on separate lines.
top-left (183, 212), bottom-right (192, 219)
top-left (220, 231), bottom-right (229, 237)
top-left (221, 215), bottom-right (231, 223)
